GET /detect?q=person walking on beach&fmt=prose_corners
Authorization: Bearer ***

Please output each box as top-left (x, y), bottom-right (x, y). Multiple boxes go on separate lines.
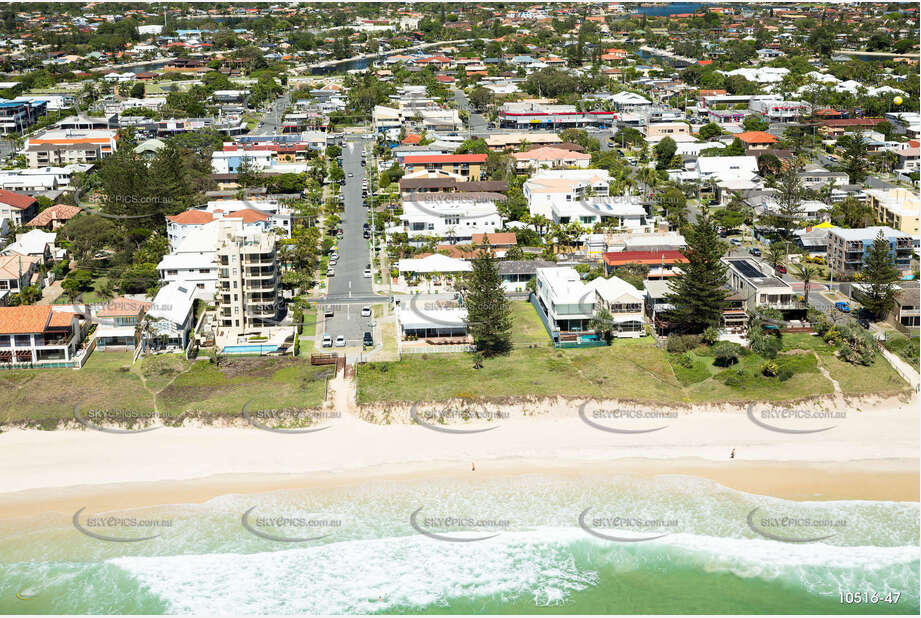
top-left (730, 448), bottom-right (735, 459)
top-left (472, 462), bottom-right (476, 471)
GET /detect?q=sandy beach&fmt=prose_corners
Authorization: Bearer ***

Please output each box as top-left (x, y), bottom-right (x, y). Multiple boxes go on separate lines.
top-left (0, 394), bottom-right (917, 518)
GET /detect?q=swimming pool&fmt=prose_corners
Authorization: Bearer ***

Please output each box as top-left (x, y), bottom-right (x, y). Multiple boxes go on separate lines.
top-left (220, 344), bottom-right (279, 355)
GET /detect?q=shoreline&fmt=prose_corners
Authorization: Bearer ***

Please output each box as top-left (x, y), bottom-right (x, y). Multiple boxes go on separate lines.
top-left (1, 457), bottom-right (918, 520)
top-left (1, 394), bottom-right (917, 518)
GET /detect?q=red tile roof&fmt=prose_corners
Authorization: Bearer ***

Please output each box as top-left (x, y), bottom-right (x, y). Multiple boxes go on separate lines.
top-left (404, 154), bottom-right (487, 165)
top-left (736, 131), bottom-right (778, 144)
top-left (166, 210), bottom-right (215, 225)
top-left (401, 133), bottom-right (423, 145)
top-left (26, 203), bottom-right (81, 227)
top-left (96, 296), bottom-right (152, 318)
top-left (48, 311), bottom-right (76, 328)
top-left (225, 208), bottom-right (270, 223)
top-left (0, 305), bottom-right (53, 335)
top-left (0, 190), bottom-right (37, 210)
top-left (472, 232), bottom-right (517, 245)
top-left (602, 250), bottom-right (689, 267)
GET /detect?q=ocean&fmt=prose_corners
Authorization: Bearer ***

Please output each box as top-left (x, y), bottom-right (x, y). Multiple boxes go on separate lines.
top-left (1, 474), bottom-right (917, 614)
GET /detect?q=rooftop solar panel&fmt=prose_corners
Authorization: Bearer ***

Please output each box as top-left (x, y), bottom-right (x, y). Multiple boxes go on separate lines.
top-left (729, 259), bottom-right (764, 279)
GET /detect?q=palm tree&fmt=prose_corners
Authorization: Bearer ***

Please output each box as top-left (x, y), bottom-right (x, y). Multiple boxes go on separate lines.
top-left (589, 306), bottom-right (615, 344)
top-left (792, 262), bottom-right (818, 308)
top-left (766, 241), bottom-right (787, 269)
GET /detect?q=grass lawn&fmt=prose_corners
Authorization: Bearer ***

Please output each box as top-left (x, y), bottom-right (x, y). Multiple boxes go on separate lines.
top-left (509, 300), bottom-right (552, 345)
top-left (0, 353), bottom-right (330, 427)
top-left (357, 328), bottom-right (911, 405)
top-left (155, 357), bottom-right (329, 417)
top-left (301, 309), bottom-right (317, 339)
top-left (0, 352), bottom-right (153, 427)
top-left (358, 339), bottom-right (682, 404)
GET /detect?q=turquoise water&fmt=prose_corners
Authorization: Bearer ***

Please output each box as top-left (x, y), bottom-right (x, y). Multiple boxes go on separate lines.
top-left (220, 344), bottom-right (279, 355)
top-left (1, 474), bottom-right (917, 614)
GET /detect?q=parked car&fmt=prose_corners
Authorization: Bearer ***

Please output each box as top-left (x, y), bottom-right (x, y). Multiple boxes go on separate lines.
top-left (363, 331), bottom-right (373, 346)
top-left (335, 335), bottom-right (346, 347)
top-left (327, 268), bottom-right (335, 277)
top-left (834, 301), bottom-right (851, 313)
top-left (361, 305), bottom-right (371, 317)
top-left (749, 247), bottom-right (762, 257)
top-left (321, 334), bottom-right (332, 348)
top-left (324, 308), bottom-right (334, 318)
top-left (857, 318), bottom-right (871, 329)
top-left (347, 172), bottom-right (354, 178)
top-left (363, 268), bottom-right (372, 278)
top-left (775, 264), bottom-right (786, 274)
top-left (363, 230), bottom-right (370, 239)
top-left (729, 238), bottom-right (742, 246)
top-left (363, 223), bottom-right (370, 230)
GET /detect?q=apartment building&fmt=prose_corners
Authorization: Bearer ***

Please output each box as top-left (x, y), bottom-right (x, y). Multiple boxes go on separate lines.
top-left (524, 169), bottom-right (613, 218)
top-left (498, 101), bottom-right (617, 129)
top-left (24, 129), bottom-right (118, 167)
top-left (866, 188), bottom-right (920, 236)
top-left (395, 195), bottom-right (503, 243)
top-left (0, 98), bottom-right (48, 134)
top-left (748, 98), bottom-right (810, 123)
top-left (722, 257), bottom-right (799, 312)
top-left (826, 225), bottom-right (915, 278)
top-left (546, 195), bottom-right (647, 229)
top-left (403, 154), bottom-right (487, 180)
top-left (215, 227), bottom-right (282, 331)
top-left (644, 122), bottom-right (691, 141)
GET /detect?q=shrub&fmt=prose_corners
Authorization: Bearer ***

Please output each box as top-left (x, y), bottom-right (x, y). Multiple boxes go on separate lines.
top-left (667, 334), bottom-right (701, 353)
top-left (761, 361), bottom-right (779, 377)
top-left (676, 352), bottom-right (694, 368)
top-left (701, 326), bottom-right (720, 346)
top-left (777, 366), bottom-right (794, 381)
top-left (713, 341), bottom-right (741, 366)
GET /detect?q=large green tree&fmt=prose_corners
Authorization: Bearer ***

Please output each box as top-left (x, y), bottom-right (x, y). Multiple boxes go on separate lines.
top-left (838, 133), bottom-right (870, 184)
top-left (855, 231), bottom-right (900, 319)
top-left (464, 242), bottom-right (512, 356)
top-left (664, 210), bottom-right (728, 333)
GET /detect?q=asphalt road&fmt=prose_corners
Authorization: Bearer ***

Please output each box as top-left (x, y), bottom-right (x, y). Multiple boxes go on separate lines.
top-left (452, 87), bottom-right (488, 135)
top-left (321, 137), bottom-right (379, 346)
top-left (252, 92), bottom-right (290, 135)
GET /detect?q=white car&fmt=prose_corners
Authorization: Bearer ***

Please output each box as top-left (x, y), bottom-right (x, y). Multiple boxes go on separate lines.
top-left (363, 269), bottom-right (372, 278)
top-left (361, 305), bottom-right (371, 317)
top-left (321, 334), bottom-right (332, 348)
top-left (335, 335), bottom-right (346, 347)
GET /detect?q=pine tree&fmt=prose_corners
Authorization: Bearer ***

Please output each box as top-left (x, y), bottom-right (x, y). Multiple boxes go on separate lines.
top-left (855, 231), bottom-right (900, 319)
top-left (664, 210), bottom-right (728, 333)
top-left (464, 239), bottom-right (512, 356)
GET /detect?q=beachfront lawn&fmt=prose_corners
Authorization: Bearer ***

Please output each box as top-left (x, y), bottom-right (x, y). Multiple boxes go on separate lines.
top-left (0, 353), bottom-right (330, 427)
top-left (509, 300), bottom-right (552, 345)
top-left (155, 357), bottom-right (330, 416)
top-left (0, 352), bottom-right (154, 427)
top-left (358, 327), bottom-right (911, 405)
top-left (358, 338), bottom-right (683, 403)
top-left (301, 308), bottom-right (318, 339)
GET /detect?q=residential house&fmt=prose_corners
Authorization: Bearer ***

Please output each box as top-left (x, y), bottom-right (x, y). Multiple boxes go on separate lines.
top-left (142, 281), bottom-right (196, 352)
top-left (0, 305), bottom-right (82, 366)
top-left (0, 190), bottom-right (38, 226)
top-left (24, 129), bottom-right (118, 167)
top-left (25, 203), bottom-right (81, 230)
top-left (403, 154), bottom-right (487, 180)
top-left (2, 229), bottom-right (58, 264)
top-left (93, 296), bottom-right (151, 350)
top-left (511, 146), bottom-right (591, 171)
top-left (0, 253), bottom-right (41, 292)
top-left (602, 250), bottom-right (688, 279)
top-left (889, 283), bottom-right (920, 329)
top-left (722, 257), bottom-right (799, 313)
